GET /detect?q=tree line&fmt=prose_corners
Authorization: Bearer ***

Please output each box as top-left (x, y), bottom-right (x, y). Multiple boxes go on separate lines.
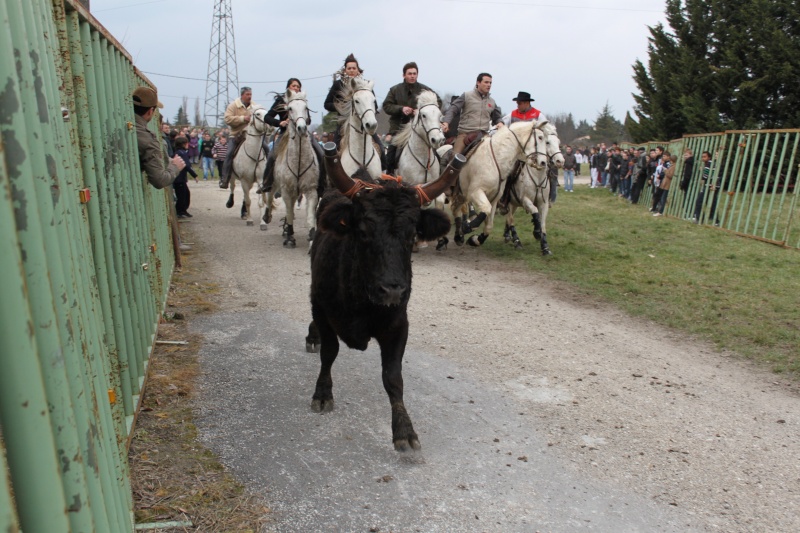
top-left (626, 0), bottom-right (800, 142)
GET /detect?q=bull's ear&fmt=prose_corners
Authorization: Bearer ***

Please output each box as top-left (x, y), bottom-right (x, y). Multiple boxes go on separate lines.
top-left (318, 199), bottom-right (354, 235)
top-left (417, 209), bottom-right (451, 241)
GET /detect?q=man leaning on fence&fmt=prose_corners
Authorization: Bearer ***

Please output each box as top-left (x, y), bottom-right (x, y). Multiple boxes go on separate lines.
top-left (133, 86), bottom-right (185, 189)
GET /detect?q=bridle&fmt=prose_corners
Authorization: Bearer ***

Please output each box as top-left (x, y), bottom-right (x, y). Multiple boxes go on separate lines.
top-left (346, 88), bottom-right (378, 169)
top-left (284, 98), bottom-right (316, 180)
top-left (407, 102), bottom-right (443, 183)
top-left (508, 123), bottom-right (547, 169)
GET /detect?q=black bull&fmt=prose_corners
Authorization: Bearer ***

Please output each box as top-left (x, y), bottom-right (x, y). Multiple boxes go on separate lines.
top-left (305, 143), bottom-right (466, 452)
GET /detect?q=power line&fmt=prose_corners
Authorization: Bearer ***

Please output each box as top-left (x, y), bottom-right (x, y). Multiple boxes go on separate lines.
top-left (142, 70), bottom-right (333, 85)
top-left (440, 0), bottom-right (662, 12)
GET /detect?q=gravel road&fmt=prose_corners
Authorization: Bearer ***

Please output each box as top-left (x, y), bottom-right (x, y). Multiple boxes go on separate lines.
top-left (185, 180), bottom-right (799, 532)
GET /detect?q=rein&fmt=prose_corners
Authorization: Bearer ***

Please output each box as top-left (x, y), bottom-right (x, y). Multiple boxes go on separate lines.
top-left (346, 88), bottom-right (378, 170)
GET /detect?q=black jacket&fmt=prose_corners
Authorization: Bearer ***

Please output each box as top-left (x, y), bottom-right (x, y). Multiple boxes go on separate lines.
top-left (680, 155), bottom-right (694, 191)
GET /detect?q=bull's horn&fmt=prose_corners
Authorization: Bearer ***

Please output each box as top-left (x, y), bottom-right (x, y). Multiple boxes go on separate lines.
top-left (322, 141), bottom-right (358, 196)
top-left (417, 153), bottom-right (466, 204)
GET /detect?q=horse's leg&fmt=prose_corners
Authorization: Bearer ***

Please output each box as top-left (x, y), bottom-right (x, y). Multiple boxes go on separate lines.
top-left (506, 206), bottom-right (522, 249)
top-left (241, 181), bottom-right (253, 224)
top-left (467, 189), bottom-right (492, 247)
top-left (283, 193), bottom-right (296, 248)
top-left (226, 176), bottom-right (235, 209)
top-left (538, 199), bottom-right (551, 256)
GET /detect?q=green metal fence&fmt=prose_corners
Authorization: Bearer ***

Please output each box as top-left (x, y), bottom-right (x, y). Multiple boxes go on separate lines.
top-left (622, 129), bottom-right (800, 248)
top-left (1, 0), bottom-right (176, 531)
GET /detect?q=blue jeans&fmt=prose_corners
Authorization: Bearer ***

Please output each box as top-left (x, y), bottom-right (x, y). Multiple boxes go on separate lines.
top-left (620, 177), bottom-right (631, 198)
top-left (563, 169), bottom-right (575, 191)
top-left (202, 157), bottom-right (215, 180)
top-left (657, 189), bottom-right (669, 213)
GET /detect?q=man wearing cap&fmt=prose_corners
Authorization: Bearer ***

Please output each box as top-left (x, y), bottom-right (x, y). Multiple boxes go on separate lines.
top-left (132, 86), bottom-right (185, 189)
top-left (381, 61), bottom-right (441, 175)
top-left (219, 86), bottom-right (255, 189)
top-left (441, 73), bottom-right (504, 155)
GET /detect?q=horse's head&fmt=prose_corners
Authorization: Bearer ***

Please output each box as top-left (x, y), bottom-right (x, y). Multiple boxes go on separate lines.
top-left (515, 123), bottom-right (548, 170)
top-left (249, 106), bottom-right (269, 135)
top-left (285, 90), bottom-right (310, 136)
top-left (349, 78), bottom-right (378, 135)
top-left (538, 121), bottom-right (565, 168)
top-left (414, 90), bottom-right (445, 148)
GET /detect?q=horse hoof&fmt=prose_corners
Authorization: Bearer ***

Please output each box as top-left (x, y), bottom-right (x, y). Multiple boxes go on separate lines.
top-left (246, 220), bottom-right (254, 226)
top-left (225, 198), bottom-right (234, 209)
top-left (514, 240), bottom-right (523, 250)
top-left (454, 234), bottom-right (464, 246)
top-left (260, 222), bottom-right (268, 231)
top-left (436, 237), bottom-right (448, 251)
top-left (394, 438), bottom-right (422, 452)
top-left (305, 341), bottom-right (319, 353)
top-left (284, 239), bottom-right (296, 248)
top-left (311, 399), bottom-right (334, 413)
top-left (533, 230), bottom-right (542, 241)
top-left (542, 247), bottom-right (552, 256)
top-left (504, 234), bottom-right (511, 243)
top-left (263, 212), bottom-right (272, 224)
top-left (462, 222), bottom-right (474, 235)
top-left (467, 235), bottom-right (481, 247)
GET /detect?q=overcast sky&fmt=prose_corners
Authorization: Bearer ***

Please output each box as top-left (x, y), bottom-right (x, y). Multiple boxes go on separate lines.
top-left (92, 0), bottom-right (668, 127)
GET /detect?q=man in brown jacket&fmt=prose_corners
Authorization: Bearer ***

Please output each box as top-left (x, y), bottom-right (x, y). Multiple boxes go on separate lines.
top-left (219, 86), bottom-right (255, 188)
top-left (133, 86), bottom-right (185, 189)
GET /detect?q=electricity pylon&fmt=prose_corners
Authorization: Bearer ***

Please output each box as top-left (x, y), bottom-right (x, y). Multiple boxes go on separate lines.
top-left (203, 0), bottom-right (239, 127)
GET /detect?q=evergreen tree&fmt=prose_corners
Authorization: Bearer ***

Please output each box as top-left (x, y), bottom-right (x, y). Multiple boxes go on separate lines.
top-left (173, 106), bottom-right (188, 126)
top-left (628, 0), bottom-right (800, 140)
top-left (592, 103), bottom-right (626, 145)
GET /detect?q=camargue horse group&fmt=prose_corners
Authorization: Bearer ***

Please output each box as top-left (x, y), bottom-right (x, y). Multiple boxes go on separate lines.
top-left (221, 80), bottom-right (564, 255)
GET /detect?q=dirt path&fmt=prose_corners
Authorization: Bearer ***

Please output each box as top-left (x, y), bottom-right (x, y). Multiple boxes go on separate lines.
top-left (184, 180), bottom-right (799, 532)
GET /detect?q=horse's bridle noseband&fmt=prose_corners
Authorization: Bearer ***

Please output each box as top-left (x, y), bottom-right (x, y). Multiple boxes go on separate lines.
top-left (508, 124), bottom-right (547, 169)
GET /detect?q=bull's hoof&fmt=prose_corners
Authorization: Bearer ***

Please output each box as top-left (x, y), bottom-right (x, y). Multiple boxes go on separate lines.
top-left (436, 237), bottom-right (448, 251)
top-left (394, 438), bottom-right (422, 452)
top-left (305, 341), bottom-right (319, 353)
top-left (283, 237), bottom-right (296, 248)
top-left (311, 399), bottom-right (334, 413)
top-left (467, 235), bottom-right (481, 247)
top-left (454, 234), bottom-right (464, 246)
top-left (225, 197), bottom-right (234, 209)
top-left (246, 219), bottom-right (254, 226)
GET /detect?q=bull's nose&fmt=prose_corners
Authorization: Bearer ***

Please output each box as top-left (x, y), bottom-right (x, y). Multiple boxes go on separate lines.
top-left (378, 284), bottom-right (405, 306)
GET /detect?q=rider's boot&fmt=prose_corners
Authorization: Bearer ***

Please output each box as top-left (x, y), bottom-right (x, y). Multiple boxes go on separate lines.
top-left (257, 156), bottom-right (276, 194)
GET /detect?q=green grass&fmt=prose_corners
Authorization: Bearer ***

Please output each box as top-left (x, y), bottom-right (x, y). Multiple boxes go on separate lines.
top-left (482, 185), bottom-right (800, 375)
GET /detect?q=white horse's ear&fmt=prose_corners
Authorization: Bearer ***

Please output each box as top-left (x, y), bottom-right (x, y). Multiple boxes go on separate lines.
top-left (350, 77), bottom-right (359, 90)
top-left (366, 79), bottom-right (374, 91)
top-left (537, 120), bottom-right (549, 128)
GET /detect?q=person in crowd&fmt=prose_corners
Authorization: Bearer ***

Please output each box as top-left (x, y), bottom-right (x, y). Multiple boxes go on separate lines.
top-left (693, 150), bottom-right (721, 225)
top-left (679, 148), bottom-right (695, 218)
top-left (220, 86), bottom-right (256, 189)
top-left (173, 136), bottom-right (197, 218)
top-left (619, 150), bottom-right (632, 199)
top-left (608, 147), bottom-right (622, 194)
top-left (199, 132), bottom-right (215, 180)
top-left (630, 147), bottom-right (649, 203)
top-left (597, 143), bottom-right (608, 188)
top-left (441, 73), bottom-right (504, 156)
top-left (188, 131), bottom-right (199, 164)
top-left (589, 146), bottom-right (599, 188)
top-left (132, 86), bottom-right (184, 189)
top-left (562, 145), bottom-right (576, 192)
top-left (212, 135), bottom-right (229, 181)
top-left (381, 61), bottom-right (441, 175)
top-left (653, 153), bottom-right (676, 216)
top-left (650, 150), bottom-right (671, 212)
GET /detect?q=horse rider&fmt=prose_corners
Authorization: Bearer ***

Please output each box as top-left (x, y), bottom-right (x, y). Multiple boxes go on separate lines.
top-left (441, 72), bottom-right (504, 156)
top-left (381, 61), bottom-right (441, 175)
top-left (258, 78), bottom-right (326, 194)
top-left (497, 91), bottom-right (550, 212)
top-left (132, 86), bottom-right (185, 189)
top-left (324, 53), bottom-right (386, 170)
top-left (219, 86), bottom-right (257, 189)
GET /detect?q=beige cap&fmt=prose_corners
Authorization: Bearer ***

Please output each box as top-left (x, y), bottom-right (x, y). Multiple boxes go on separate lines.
top-left (132, 86), bottom-right (163, 109)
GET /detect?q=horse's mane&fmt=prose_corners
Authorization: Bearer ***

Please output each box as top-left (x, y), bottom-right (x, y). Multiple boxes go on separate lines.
top-left (334, 76), bottom-right (371, 123)
top-left (391, 90), bottom-right (439, 148)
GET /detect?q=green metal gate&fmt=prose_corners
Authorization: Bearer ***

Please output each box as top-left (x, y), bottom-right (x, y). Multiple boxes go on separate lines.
top-left (622, 130), bottom-right (800, 248)
top-left (1, 0), bottom-right (175, 531)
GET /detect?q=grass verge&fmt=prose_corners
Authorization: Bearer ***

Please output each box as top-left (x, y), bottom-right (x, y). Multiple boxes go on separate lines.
top-left (482, 184), bottom-right (800, 376)
top-left (129, 236), bottom-right (270, 532)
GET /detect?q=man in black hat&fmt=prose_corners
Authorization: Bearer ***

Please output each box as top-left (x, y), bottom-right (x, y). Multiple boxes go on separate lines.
top-left (504, 91), bottom-right (545, 124)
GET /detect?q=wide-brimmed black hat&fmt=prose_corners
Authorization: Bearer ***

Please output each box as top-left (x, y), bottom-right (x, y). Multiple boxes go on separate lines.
top-left (512, 91), bottom-right (534, 102)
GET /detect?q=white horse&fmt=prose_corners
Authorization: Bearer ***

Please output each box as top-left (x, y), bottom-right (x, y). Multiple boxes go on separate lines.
top-left (265, 90), bottom-right (320, 248)
top-left (336, 77), bottom-right (382, 179)
top-left (502, 121), bottom-right (564, 255)
top-left (227, 106), bottom-right (271, 225)
top-left (392, 90), bottom-right (445, 186)
top-left (449, 121), bottom-right (549, 247)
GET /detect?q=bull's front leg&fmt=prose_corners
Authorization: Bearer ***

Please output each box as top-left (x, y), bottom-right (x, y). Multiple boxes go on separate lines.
top-left (311, 315), bottom-right (339, 413)
top-left (376, 321), bottom-right (419, 452)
